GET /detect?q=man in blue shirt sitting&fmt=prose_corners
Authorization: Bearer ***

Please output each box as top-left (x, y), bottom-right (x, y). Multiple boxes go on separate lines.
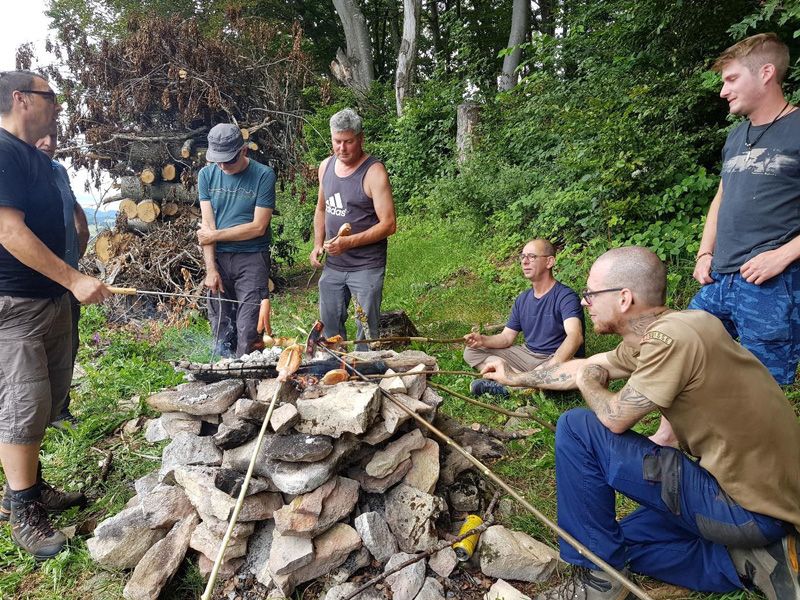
top-left (197, 123), bottom-right (276, 357)
top-left (464, 238), bottom-right (585, 396)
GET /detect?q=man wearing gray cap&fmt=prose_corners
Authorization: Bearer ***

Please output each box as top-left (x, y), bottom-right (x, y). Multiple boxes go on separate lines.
top-left (309, 108), bottom-right (396, 348)
top-left (197, 123), bottom-right (276, 357)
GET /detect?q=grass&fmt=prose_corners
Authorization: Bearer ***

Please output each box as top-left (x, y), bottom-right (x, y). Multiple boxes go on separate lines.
top-left (0, 214), bottom-right (787, 599)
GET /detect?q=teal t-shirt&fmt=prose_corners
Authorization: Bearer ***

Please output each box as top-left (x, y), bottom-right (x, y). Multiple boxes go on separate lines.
top-left (198, 159), bottom-right (276, 253)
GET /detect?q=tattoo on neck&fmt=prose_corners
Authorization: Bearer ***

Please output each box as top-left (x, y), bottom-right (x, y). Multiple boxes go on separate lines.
top-left (627, 310), bottom-right (666, 335)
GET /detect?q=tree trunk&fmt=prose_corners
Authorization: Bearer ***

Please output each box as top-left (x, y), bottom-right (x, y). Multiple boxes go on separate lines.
top-left (428, 0), bottom-right (443, 60)
top-left (457, 102), bottom-right (480, 164)
top-left (120, 176), bottom-right (197, 203)
top-left (395, 0), bottom-right (422, 116)
top-left (498, 0), bottom-right (530, 91)
top-left (136, 200), bottom-right (161, 223)
top-left (331, 0), bottom-right (375, 93)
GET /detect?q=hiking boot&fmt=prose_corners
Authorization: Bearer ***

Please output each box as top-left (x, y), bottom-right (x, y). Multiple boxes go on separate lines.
top-left (535, 567), bottom-right (635, 600)
top-left (470, 379), bottom-right (510, 398)
top-left (9, 498), bottom-right (66, 560)
top-left (0, 480), bottom-right (85, 522)
top-left (729, 535), bottom-right (800, 600)
top-left (51, 406), bottom-right (79, 430)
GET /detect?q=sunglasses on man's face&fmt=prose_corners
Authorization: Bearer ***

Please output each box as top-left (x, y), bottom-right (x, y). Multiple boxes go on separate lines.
top-left (19, 90), bottom-right (58, 104)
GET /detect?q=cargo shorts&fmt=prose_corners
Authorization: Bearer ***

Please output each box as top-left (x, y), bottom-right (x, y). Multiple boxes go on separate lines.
top-left (0, 294), bottom-right (72, 444)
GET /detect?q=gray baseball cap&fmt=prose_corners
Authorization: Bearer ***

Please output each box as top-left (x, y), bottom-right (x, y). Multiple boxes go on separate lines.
top-left (206, 123), bottom-right (244, 162)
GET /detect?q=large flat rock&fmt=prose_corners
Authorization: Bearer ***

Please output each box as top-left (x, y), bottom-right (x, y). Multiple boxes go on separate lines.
top-left (385, 484), bottom-right (444, 553)
top-left (295, 382), bottom-right (381, 437)
top-left (147, 380), bottom-right (244, 416)
top-left (478, 525), bottom-right (559, 583)
top-left (86, 505), bottom-right (167, 569)
top-left (274, 476), bottom-right (359, 538)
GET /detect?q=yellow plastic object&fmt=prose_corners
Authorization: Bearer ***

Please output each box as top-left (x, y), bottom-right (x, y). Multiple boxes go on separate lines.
top-left (452, 514), bottom-right (483, 561)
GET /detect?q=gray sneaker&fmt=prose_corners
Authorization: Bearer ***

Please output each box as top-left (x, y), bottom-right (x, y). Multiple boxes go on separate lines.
top-left (470, 379), bottom-right (510, 398)
top-left (730, 535), bottom-right (800, 600)
top-left (9, 498), bottom-right (67, 560)
top-left (535, 567), bottom-right (635, 600)
top-left (0, 480), bottom-right (85, 522)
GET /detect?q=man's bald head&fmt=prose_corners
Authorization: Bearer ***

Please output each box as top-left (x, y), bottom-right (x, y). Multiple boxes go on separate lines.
top-left (528, 238), bottom-right (555, 257)
top-left (594, 246), bottom-right (667, 307)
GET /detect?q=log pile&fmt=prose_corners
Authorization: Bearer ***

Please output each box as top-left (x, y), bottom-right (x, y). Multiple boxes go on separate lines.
top-left (86, 349), bottom-right (558, 600)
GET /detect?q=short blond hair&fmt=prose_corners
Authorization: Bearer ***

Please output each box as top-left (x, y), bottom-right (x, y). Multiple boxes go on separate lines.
top-left (713, 33), bottom-right (790, 84)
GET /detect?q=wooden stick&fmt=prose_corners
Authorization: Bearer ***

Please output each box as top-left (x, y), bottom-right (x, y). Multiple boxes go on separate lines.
top-left (360, 369), bottom-right (477, 379)
top-left (338, 335), bottom-right (467, 345)
top-left (340, 491), bottom-right (502, 600)
top-left (427, 381), bottom-right (556, 431)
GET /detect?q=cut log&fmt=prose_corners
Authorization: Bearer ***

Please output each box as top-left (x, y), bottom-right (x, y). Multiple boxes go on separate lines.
top-left (162, 201), bottom-right (179, 217)
top-left (240, 128), bottom-right (250, 141)
top-left (247, 141), bottom-right (259, 152)
top-left (196, 148), bottom-right (207, 163)
top-left (94, 230), bottom-right (114, 263)
top-left (140, 167), bottom-right (158, 185)
top-left (180, 139), bottom-right (195, 159)
top-left (120, 177), bottom-right (197, 203)
top-left (127, 218), bottom-right (159, 235)
top-left (161, 163), bottom-right (177, 181)
top-left (137, 200), bottom-right (161, 223)
top-left (119, 198), bottom-right (138, 220)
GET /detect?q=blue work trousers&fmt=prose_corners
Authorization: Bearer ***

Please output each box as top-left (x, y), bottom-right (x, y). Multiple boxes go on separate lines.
top-left (555, 409), bottom-right (789, 592)
top-left (688, 262), bottom-right (800, 385)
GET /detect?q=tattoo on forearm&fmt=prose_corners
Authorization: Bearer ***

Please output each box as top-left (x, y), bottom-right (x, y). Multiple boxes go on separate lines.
top-left (584, 382), bottom-right (657, 426)
top-left (513, 366), bottom-right (574, 388)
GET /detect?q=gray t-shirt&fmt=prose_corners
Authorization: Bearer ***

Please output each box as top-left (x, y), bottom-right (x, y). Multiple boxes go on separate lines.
top-left (714, 109), bottom-right (800, 272)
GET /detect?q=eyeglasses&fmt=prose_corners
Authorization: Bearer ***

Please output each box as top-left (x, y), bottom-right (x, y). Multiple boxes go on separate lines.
top-left (519, 253), bottom-right (552, 262)
top-left (18, 90), bottom-right (58, 104)
top-left (581, 287), bottom-right (624, 305)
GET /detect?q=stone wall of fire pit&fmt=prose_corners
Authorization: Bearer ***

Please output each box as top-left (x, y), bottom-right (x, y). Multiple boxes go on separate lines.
top-left (86, 349), bottom-right (559, 600)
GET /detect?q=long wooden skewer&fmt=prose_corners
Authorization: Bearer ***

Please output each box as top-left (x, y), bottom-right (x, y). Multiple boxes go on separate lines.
top-left (314, 343), bottom-right (654, 600)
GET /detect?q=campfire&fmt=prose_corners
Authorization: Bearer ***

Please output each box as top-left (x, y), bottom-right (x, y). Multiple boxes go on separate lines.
top-left (86, 346), bottom-right (559, 600)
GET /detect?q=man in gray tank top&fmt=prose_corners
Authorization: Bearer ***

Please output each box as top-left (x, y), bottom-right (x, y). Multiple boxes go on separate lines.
top-left (309, 108), bottom-right (396, 349)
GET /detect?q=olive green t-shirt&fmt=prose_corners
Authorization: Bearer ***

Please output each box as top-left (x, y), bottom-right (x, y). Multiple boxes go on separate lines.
top-left (606, 310), bottom-right (800, 529)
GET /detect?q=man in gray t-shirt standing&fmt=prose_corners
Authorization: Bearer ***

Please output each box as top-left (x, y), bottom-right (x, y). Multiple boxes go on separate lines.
top-left (689, 33), bottom-right (800, 386)
top-left (309, 108), bottom-right (396, 349)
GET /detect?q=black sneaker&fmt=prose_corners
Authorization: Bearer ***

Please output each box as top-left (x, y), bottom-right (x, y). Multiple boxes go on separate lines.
top-left (9, 499), bottom-right (66, 560)
top-left (535, 567), bottom-right (635, 600)
top-left (730, 535), bottom-right (800, 600)
top-left (470, 379), bottom-right (510, 398)
top-left (51, 407), bottom-right (79, 430)
top-left (0, 481), bottom-right (85, 522)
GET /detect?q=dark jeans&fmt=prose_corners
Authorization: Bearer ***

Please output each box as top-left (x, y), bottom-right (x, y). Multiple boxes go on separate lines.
top-left (555, 408), bottom-right (789, 593)
top-left (208, 251), bottom-right (270, 357)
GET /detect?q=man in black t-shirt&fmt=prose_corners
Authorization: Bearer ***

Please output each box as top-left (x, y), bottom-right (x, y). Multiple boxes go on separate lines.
top-left (688, 33), bottom-right (800, 388)
top-left (0, 70), bottom-right (111, 560)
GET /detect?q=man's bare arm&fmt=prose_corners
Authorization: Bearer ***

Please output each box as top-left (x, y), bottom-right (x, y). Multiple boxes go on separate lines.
top-left (693, 181), bottom-right (721, 285)
top-left (309, 158), bottom-right (330, 267)
top-left (548, 317), bottom-right (584, 364)
top-left (0, 207), bottom-right (109, 303)
top-left (198, 201), bottom-right (223, 293)
top-left (464, 327), bottom-right (518, 349)
top-left (577, 364), bottom-right (658, 433)
top-left (198, 207), bottom-right (272, 244)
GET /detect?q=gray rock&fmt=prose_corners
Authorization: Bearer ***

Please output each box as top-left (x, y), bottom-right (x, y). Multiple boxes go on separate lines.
top-left (378, 369), bottom-right (407, 394)
top-left (485, 579), bottom-right (532, 600)
top-left (402, 364), bottom-right (428, 400)
top-left (403, 439), bottom-right (439, 494)
top-left (160, 411), bottom-right (203, 436)
top-left (478, 525), bottom-right (559, 583)
top-left (449, 481), bottom-right (480, 513)
top-left (245, 520), bottom-right (276, 587)
top-left (270, 434), bottom-right (334, 463)
top-left (269, 434), bottom-right (361, 495)
top-left (140, 485), bottom-right (195, 529)
top-left (274, 476), bottom-right (359, 538)
top-left (190, 519), bottom-right (249, 559)
top-left (419, 387), bottom-right (444, 412)
top-left (221, 434), bottom-right (276, 477)
top-left (328, 546), bottom-right (371, 584)
top-left (270, 403), bottom-right (300, 433)
top-left (349, 458), bottom-right (412, 494)
top-left (428, 547), bottom-right (457, 578)
top-left (385, 551), bottom-right (426, 600)
top-left (386, 484), bottom-right (444, 553)
top-left (295, 382), bottom-right (381, 437)
top-left (214, 468), bottom-right (275, 497)
top-left (159, 432), bottom-right (222, 481)
top-left (324, 582), bottom-right (388, 600)
top-left (122, 513), bottom-right (199, 600)
top-left (235, 397), bottom-right (269, 422)
top-left (197, 553), bottom-right (245, 581)
top-left (147, 380), bottom-right (244, 416)
top-left (361, 420), bottom-right (394, 446)
top-left (354, 511), bottom-right (398, 563)
top-left (212, 419), bottom-right (258, 450)
top-left (414, 577), bottom-right (445, 600)
top-left (269, 530), bottom-right (314, 575)
top-left (144, 418), bottom-right (169, 443)
top-left (366, 429), bottom-right (426, 478)
top-left (381, 393), bottom-right (433, 435)
top-left (86, 505), bottom-right (167, 569)
top-left (273, 523), bottom-right (362, 596)
top-left (174, 466), bottom-right (282, 522)
top-left (197, 513), bottom-right (255, 539)
top-left (257, 379), bottom-right (299, 404)
top-left (134, 471), bottom-right (161, 497)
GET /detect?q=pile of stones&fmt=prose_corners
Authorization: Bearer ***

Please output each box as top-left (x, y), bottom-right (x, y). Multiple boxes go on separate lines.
top-left (86, 349), bottom-right (560, 600)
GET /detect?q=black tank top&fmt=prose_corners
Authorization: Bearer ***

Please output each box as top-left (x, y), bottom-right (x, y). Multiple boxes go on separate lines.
top-left (322, 155), bottom-right (387, 271)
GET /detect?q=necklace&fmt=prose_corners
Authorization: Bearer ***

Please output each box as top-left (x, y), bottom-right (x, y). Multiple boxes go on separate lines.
top-left (745, 101), bottom-right (791, 159)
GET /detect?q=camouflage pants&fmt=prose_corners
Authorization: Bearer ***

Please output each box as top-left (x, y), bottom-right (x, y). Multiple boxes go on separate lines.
top-left (688, 262), bottom-right (800, 385)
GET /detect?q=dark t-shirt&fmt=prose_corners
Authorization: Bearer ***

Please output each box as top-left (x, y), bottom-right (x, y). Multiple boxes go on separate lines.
top-left (0, 128), bottom-right (65, 297)
top-left (506, 282), bottom-right (585, 356)
top-left (714, 109), bottom-right (800, 272)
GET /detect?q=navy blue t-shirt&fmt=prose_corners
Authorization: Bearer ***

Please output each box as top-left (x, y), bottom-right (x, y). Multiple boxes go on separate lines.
top-left (507, 282), bottom-right (585, 356)
top-left (0, 128), bottom-right (66, 297)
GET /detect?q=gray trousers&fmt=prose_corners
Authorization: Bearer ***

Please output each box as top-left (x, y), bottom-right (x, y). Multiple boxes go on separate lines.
top-left (59, 294), bottom-right (80, 416)
top-left (208, 251), bottom-right (271, 357)
top-left (463, 344), bottom-right (551, 373)
top-left (319, 265), bottom-right (385, 351)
